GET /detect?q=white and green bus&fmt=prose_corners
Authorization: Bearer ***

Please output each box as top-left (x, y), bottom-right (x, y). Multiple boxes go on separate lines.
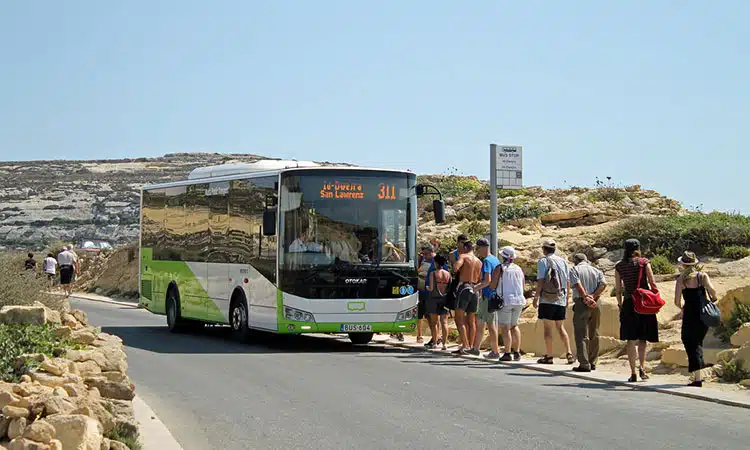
top-left (139, 160), bottom-right (444, 344)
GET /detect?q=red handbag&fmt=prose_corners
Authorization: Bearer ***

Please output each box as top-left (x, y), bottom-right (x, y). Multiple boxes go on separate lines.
top-left (632, 258), bottom-right (665, 314)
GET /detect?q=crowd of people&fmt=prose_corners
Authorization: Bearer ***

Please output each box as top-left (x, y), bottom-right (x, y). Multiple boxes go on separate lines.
top-left (23, 245), bottom-right (81, 296)
top-left (415, 235), bottom-right (719, 387)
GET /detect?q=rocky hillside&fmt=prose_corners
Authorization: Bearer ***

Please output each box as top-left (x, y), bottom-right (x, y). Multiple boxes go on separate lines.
top-left (0, 153), bottom-right (346, 250)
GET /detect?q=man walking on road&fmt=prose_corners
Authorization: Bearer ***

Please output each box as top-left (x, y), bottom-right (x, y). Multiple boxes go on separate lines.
top-left (57, 246), bottom-right (76, 296)
top-left (453, 241), bottom-right (482, 354)
top-left (569, 253), bottom-right (607, 372)
top-left (533, 239), bottom-right (575, 365)
top-left (472, 238), bottom-right (500, 358)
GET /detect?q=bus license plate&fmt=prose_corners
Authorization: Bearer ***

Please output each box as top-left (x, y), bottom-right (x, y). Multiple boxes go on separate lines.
top-left (341, 324), bottom-right (372, 332)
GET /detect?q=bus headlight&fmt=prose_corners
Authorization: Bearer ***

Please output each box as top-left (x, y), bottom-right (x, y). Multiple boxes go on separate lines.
top-left (396, 306), bottom-right (419, 322)
top-left (283, 306), bottom-right (315, 323)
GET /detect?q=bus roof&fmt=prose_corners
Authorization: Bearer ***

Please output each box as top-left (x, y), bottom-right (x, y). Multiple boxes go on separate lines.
top-left (141, 164), bottom-right (415, 191)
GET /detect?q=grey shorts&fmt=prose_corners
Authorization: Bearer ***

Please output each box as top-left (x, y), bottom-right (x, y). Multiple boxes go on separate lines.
top-left (498, 304), bottom-right (523, 326)
top-left (476, 295), bottom-right (498, 323)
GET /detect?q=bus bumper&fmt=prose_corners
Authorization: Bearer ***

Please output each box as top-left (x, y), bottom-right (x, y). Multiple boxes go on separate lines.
top-left (277, 319), bottom-right (417, 334)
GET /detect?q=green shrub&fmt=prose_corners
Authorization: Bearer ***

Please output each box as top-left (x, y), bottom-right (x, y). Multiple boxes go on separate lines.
top-left (458, 221), bottom-right (490, 242)
top-left (721, 245), bottom-right (750, 260)
top-left (420, 175), bottom-right (484, 199)
top-left (0, 324), bottom-right (82, 382)
top-left (719, 358), bottom-right (750, 383)
top-left (497, 202), bottom-right (550, 222)
top-left (649, 254), bottom-right (676, 275)
top-left (588, 188), bottom-right (625, 203)
top-left (597, 212), bottom-right (750, 259)
top-left (715, 301), bottom-right (750, 343)
top-left (107, 425), bottom-right (143, 450)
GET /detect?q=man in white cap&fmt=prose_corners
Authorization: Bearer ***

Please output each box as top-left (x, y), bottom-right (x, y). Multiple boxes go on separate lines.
top-left (492, 246), bottom-right (527, 361)
top-left (533, 239), bottom-right (575, 365)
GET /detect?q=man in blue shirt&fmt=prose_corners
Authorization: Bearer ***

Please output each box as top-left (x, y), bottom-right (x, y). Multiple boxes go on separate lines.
top-left (471, 238), bottom-right (501, 358)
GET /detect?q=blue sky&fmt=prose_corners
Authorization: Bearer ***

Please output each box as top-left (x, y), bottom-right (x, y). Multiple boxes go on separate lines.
top-left (1, 1), bottom-right (747, 213)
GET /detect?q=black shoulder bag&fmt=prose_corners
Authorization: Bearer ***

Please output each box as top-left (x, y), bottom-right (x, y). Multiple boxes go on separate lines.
top-left (487, 266), bottom-right (504, 312)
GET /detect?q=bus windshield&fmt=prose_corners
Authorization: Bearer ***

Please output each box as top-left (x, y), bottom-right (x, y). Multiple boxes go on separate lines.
top-left (279, 170), bottom-right (416, 272)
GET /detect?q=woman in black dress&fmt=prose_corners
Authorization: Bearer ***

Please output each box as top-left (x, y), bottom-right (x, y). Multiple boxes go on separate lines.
top-left (674, 251), bottom-right (717, 387)
top-left (615, 239), bottom-right (659, 382)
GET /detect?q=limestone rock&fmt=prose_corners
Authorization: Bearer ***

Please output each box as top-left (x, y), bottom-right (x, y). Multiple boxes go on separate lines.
top-left (71, 330), bottom-right (98, 346)
top-left (74, 361), bottom-right (102, 378)
top-left (52, 387), bottom-right (68, 398)
top-left (2, 406), bottom-right (29, 420)
top-left (14, 354), bottom-right (45, 372)
top-left (735, 343), bottom-right (750, 365)
top-left (717, 348), bottom-right (738, 363)
top-left (43, 415), bottom-right (103, 450)
top-left (740, 379), bottom-right (750, 388)
top-left (71, 310), bottom-right (88, 326)
top-left (29, 372), bottom-right (67, 389)
top-left (19, 375), bottom-right (31, 384)
top-left (730, 323), bottom-right (750, 348)
top-left (43, 396), bottom-right (76, 415)
top-left (71, 399), bottom-right (116, 435)
top-left (716, 285), bottom-right (750, 322)
top-left (22, 421), bottom-right (55, 444)
top-left (100, 372), bottom-right (128, 384)
top-left (108, 441), bottom-right (129, 450)
top-left (0, 306), bottom-right (48, 325)
top-left (8, 438), bottom-right (50, 450)
top-left (0, 391), bottom-right (19, 410)
top-left (0, 416), bottom-right (10, 439)
top-left (48, 440), bottom-right (62, 450)
top-left (84, 378), bottom-right (134, 401)
top-left (540, 209), bottom-right (589, 224)
top-left (40, 359), bottom-right (69, 377)
top-left (61, 313), bottom-right (81, 329)
top-left (106, 400), bottom-right (137, 439)
top-left (51, 327), bottom-right (72, 339)
top-left (661, 347), bottom-right (688, 367)
top-left (7, 418), bottom-right (27, 440)
top-left (100, 438), bottom-right (111, 450)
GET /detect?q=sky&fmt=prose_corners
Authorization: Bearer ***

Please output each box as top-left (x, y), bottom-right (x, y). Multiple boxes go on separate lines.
top-left (1, 1), bottom-right (747, 213)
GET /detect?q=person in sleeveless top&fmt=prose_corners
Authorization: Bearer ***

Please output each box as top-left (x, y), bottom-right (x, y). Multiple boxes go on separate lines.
top-left (674, 251), bottom-right (718, 387)
top-left (614, 239), bottom-right (659, 382)
top-left (426, 254), bottom-right (451, 350)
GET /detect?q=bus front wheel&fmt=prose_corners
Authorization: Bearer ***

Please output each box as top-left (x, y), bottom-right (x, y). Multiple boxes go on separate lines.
top-left (230, 298), bottom-right (252, 343)
top-left (349, 332), bottom-right (374, 345)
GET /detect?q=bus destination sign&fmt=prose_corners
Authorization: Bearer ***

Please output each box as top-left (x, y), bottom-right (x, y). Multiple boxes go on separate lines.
top-left (319, 181), bottom-right (400, 200)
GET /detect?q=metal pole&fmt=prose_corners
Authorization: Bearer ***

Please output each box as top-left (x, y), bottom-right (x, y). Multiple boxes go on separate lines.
top-left (489, 143), bottom-right (498, 255)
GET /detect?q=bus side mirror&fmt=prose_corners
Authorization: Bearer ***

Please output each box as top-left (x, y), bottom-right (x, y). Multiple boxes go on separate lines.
top-left (433, 200), bottom-right (445, 224)
top-left (263, 209), bottom-right (277, 236)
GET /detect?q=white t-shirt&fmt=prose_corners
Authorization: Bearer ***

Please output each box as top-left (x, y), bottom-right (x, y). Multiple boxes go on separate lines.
top-left (44, 257), bottom-right (58, 274)
top-left (57, 250), bottom-right (75, 266)
top-left (498, 262), bottom-right (526, 306)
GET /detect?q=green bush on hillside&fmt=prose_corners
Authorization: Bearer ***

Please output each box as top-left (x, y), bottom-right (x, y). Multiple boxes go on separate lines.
top-left (714, 301), bottom-right (750, 343)
top-left (721, 245), bottom-right (750, 260)
top-left (718, 358), bottom-right (750, 383)
top-left (649, 254), bottom-right (676, 275)
top-left (497, 202), bottom-right (550, 222)
top-left (0, 324), bottom-right (82, 382)
top-left (597, 212), bottom-right (750, 259)
top-left (420, 175), bottom-right (484, 199)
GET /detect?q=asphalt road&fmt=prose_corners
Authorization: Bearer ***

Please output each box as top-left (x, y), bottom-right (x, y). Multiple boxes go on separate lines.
top-left (72, 297), bottom-right (749, 450)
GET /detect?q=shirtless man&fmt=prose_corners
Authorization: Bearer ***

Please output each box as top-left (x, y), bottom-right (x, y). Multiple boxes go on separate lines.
top-left (452, 241), bottom-right (483, 354)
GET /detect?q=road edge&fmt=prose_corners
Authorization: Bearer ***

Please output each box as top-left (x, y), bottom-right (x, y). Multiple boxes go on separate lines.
top-left (67, 293), bottom-right (140, 308)
top-left (381, 340), bottom-right (750, 410)
top-left (133, 395), bottom-right (185, 450)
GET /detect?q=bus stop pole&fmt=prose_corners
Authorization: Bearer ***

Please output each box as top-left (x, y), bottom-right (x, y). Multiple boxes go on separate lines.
top-left (489, 143), bottom-right (498, 255)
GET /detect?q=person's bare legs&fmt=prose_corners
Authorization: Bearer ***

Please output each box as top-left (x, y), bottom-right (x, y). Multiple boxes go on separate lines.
top-left (627, 340), bottom-right (637, 377)
top-left (637, 340), bottom-right (648, 369)
top-left (440, 315), bottom-right (448, 350)
top-left (543, 320), bottom-right (555, 356)
top-left (511, 325), bottom-right (521, 352)
top-left (416, 317), bottom-right (424, 343)
top-left (428, 314), bottom-right (439, 345)
top-left (455, 309), bottom-right (467, 349)
top-left (501, 325), bottom-right (512, 353)
top-left (555, 320), bottom-right (573, 355)
top-left (487, 321), bottom-right (499, 354)
top-left (466, 313), bottom-right (477, 350)
top-left (473, 320), bottom-right (486, 350)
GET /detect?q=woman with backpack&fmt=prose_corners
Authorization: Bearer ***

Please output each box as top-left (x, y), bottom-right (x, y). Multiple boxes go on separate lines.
top-left (674, 251), bottom-right (718, 387)
top-left (614, 239), bottom-right (660, 382)
top-left (426, 254), bottom-right (451, 350)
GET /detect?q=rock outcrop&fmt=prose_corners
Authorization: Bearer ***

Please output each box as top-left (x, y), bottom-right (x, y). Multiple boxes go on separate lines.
top-left (0, 304), bottom-right (137, 450)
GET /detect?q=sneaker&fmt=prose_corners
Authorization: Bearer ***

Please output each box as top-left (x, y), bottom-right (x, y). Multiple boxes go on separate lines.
top-left (513, 352), bottom-right (521, 361)
top-left (425, 342), bottom-right (435, 349)
top-left (572, 366), bottom-right (591, 373)
top-left (467, 348), bottom-right (481, 356)
top-left (499, 353), bottom-right (513, 362)
top-left (484, 352), bottom-right (500, 360)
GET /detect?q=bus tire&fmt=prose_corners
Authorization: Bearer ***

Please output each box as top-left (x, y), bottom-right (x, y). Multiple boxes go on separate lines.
top-left (230, 293), bottom-right (251, 343)
top-left (166, 288), bottom-right (186, 333)
top-left (349, 332), bottom-right (374, 345)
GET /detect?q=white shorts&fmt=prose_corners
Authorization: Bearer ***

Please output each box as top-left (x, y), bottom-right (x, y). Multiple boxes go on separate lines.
top-left (497, 304), bottom-right (523, 326)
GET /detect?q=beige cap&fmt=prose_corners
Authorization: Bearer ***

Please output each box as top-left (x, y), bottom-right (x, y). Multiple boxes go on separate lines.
top-left (542, 239), bottom-right (556, 248)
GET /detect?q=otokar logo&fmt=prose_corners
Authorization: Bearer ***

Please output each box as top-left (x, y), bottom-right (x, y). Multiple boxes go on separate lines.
top-left (345, 278), bottom-right (367, 284)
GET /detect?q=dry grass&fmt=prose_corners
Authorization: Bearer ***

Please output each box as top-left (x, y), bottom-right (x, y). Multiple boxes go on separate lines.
top-left (89, 245), bottom-right (139, 298)
top-left (0, 253), bottom-right (68, 310)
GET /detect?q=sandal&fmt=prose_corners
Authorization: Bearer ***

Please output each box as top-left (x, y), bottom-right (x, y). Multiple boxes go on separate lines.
top-left (566, 353), bottom-right (576, 364)
top-left (416, 337), bottom-right (423, 344)
top-left (537, 355), bottom-right (554, 364)
top-left (639, 368), bottom-right (650, 380)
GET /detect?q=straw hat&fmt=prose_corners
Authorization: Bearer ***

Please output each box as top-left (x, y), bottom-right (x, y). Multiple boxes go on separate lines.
top-left (677, 251), bottom-right (699, 265)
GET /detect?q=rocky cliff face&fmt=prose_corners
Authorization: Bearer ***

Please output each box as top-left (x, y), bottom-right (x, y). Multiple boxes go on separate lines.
top-left (0, 153), bottom-right (346, 250)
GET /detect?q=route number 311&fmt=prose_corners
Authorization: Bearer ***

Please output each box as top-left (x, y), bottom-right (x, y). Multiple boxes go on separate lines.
top-left (378, 183), bottom-right (397, 200)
